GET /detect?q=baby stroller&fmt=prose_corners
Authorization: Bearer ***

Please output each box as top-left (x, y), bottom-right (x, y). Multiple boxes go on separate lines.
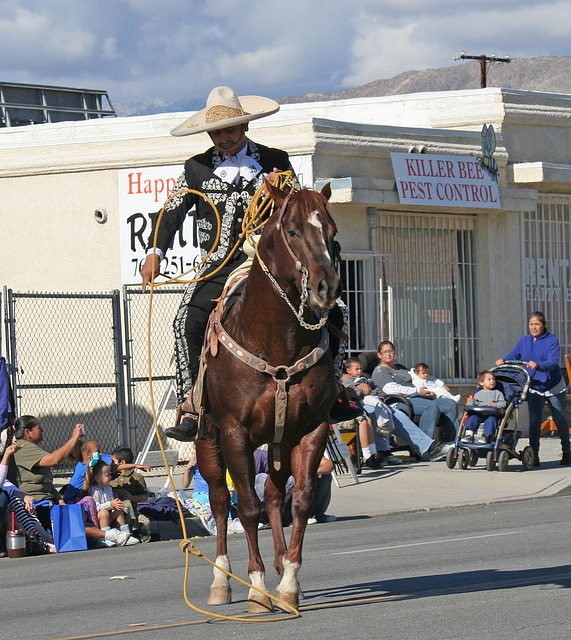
top-left (446, 362), bottom-right (535, 472)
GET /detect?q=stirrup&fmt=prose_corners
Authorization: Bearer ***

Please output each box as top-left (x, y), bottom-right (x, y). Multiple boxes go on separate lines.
top-left (180, 397), bottom-right (200, 414)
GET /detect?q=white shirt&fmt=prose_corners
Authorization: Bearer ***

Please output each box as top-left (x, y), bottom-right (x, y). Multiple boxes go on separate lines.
top-left (213, 143), bottom-right (262, 185)
top-left (89, 485), bottom-right (114, 511)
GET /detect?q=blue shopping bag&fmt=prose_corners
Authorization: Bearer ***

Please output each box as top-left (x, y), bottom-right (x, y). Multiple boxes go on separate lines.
top-left (50, 504), bottom-right (88, 552)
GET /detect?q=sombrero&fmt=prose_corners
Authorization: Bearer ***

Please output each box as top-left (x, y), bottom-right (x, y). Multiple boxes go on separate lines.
top-left (170, 86), bottom-right (280, 137)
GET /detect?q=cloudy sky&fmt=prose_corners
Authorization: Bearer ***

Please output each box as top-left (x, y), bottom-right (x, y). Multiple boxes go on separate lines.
top-left (1, 0), bottom-right (570, 110)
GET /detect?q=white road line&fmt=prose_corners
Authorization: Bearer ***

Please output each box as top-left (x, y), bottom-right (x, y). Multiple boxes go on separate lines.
top-left (332, 531), bottom-right (522, 555)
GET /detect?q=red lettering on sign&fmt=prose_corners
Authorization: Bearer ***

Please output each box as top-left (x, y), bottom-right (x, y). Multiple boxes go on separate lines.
top-left (128, 172), bottom-right (143, 195)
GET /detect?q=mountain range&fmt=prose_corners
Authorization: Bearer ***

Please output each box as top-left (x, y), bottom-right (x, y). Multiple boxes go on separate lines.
top-left (114, 56), bottom-right (571, 117)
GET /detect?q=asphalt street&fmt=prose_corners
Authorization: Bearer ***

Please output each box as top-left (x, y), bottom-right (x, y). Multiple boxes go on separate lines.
top-left (2, 494), bottom-right (570, 640)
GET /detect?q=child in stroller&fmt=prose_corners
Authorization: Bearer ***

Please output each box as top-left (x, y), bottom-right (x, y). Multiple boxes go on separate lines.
top-left (460, 370), bottom-right (506, 444)
top-left (448, 363), bottom-right (535, 472)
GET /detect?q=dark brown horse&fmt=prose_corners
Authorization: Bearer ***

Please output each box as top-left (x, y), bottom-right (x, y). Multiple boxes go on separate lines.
top-left (196, 181), bottom-right (340, 612)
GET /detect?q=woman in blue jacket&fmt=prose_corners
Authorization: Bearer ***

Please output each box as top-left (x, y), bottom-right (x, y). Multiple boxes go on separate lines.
top-left (496, 311), bottom-right (570, 466)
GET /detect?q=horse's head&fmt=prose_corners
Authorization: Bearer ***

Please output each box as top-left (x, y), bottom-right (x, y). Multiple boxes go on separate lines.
top-left (262, 182), bottom-right (341, 311)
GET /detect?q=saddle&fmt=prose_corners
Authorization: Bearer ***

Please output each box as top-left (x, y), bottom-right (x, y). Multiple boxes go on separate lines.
top-left (179, 273), bottom-right (248, 419)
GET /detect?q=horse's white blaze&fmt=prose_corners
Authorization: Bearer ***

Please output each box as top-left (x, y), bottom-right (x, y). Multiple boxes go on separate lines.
top-left (211, 554), bottom-right (231, 588)
top-left (309, 211), bottom-right (332, 262)
top-left (309, 211), bottom-right (322, 230)
top-left (278, 558), bottom-right (301, 594)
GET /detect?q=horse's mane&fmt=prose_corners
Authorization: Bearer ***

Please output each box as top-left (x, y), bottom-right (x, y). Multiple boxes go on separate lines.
top-left (289, 188), bottom-right (330, 215)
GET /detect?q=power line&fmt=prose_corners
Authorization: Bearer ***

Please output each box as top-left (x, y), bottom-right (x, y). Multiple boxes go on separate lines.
top-left (454, 52), bottom-right (511, 88)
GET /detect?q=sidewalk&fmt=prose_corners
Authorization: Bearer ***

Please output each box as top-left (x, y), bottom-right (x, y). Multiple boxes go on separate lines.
top-left (327, 436), bottom-right (571, 519)
top-left (143, 436), bottom-right (570, 533)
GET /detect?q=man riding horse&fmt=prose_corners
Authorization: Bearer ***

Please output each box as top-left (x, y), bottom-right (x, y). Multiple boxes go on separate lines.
top-left (141, 86), bottom-right (293, 441)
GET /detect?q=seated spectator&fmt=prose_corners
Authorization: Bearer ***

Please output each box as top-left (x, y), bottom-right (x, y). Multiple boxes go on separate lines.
top-left (371, 341), bottom-right (459, 447)
top-left (1, 439), bottom-right (55, 555)
top-left (343, 357), bottom-right (451, 462)
top-left (342, 357), bottom-right (399, 466)
top-left (254, 448), bottom-right (335, 525)
top-left (9, 416), bottom-right (132, 547)
top-left (81, 457), bottom-right (139, 545)
top-left (410, 363), bottom-right (461, 403)
top-left (110, 446), bottom-right (153, 540)
top-left (254, 448), bottom-right (295, 526)
top-left (64, 439), bottom-right (150, 504)
top-left (182, 446), bottom-right (241, 532)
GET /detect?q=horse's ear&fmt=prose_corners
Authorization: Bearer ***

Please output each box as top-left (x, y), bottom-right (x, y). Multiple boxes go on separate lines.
top-left (265, 179), bottom-right (286, 208)
top-left (320, 182), bottom-right (332, 201)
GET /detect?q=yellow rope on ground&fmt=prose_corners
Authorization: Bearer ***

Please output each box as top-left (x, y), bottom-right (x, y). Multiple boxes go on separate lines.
top-left (145, 171), bottom-right (300, 621)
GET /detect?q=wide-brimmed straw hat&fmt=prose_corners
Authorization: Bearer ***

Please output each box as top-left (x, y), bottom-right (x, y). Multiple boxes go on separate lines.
top-left (170, 86), bottom-right (280, 137)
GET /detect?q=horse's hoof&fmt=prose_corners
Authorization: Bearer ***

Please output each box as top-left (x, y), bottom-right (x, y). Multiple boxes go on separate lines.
top-left (248, 594), bottom-right (274, 613)
top-left (275, 589), bottom-right (299, 611)
top-left (208, 586), bottom-right (232, 605)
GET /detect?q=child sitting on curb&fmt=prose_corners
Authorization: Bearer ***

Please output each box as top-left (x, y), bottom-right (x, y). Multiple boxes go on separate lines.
top-left (81, 457), bottom-right (139, 546)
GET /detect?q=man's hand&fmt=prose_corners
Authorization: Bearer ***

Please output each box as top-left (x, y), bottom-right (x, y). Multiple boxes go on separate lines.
top-left (420, 387), bottom-right (435, 398)
top-left (72, 424), bottom-right (84, 440)
top-left (141, 254), bottom-right (161, 292)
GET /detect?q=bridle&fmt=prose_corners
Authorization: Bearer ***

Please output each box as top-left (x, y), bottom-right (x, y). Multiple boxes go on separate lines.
top-left (256, 192), bottom-right (333, 331)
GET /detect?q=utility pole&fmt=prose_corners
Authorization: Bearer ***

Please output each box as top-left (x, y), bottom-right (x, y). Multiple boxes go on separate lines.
top-left (455, 52), bottom-right (510, 88)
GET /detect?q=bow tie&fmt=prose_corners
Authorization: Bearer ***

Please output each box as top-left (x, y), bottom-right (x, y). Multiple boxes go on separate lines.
top-left (213, 154), bottom-right (262, 185)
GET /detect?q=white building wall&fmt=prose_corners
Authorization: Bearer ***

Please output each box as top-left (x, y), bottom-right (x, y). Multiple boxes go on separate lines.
top-left (1, 87), bottom-right (571, 374)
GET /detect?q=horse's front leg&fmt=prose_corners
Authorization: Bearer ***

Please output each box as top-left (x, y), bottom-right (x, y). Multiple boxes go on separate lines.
top-left (264, 456), bottom-right (293, 579)
top-left (275, 421), bottom-right (328, 610)
top-left (222, 422), bottom-right (274, 613)
top-left (196, 437), bottom-right (232, 605)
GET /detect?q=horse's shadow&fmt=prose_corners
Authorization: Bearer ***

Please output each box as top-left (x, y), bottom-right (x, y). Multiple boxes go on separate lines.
top-left (301, 564), bottom-right (571, 609)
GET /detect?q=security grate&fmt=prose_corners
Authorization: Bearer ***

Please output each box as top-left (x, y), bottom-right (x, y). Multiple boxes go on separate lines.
top-left (380, 212), bottom-right (477, 383)
top-left (523, 195), bottom-right (571, 358)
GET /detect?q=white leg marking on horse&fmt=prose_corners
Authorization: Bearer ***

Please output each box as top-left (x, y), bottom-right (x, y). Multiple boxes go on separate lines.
top-left (212, 554), bottom-right (231, 588)
top-left (278, 558), bottom-right (301, 594)
top-left (248, 571), bottom-right (267, 597)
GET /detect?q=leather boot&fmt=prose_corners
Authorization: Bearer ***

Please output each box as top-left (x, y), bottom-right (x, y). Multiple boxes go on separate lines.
top-left (165, 415), bottom-right (198, 442)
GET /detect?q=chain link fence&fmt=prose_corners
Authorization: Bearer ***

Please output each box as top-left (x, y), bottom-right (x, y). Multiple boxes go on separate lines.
top-left (4, 289), bottom-right (126, 473)
top-left (2, 285), bottom-right (199, 474)
top-left (123, 284), bottom-right (195, 459)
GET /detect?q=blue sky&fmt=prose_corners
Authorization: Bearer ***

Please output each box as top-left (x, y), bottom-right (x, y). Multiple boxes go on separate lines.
top-left (1, 0), bottom-right (570, 109)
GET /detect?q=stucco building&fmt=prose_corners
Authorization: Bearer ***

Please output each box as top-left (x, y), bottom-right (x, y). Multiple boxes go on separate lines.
top-left (1, 87), bottom-right (570, 390)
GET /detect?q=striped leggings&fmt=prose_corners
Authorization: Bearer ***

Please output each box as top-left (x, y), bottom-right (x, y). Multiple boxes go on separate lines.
top-left (1, 490), bottom-right (54, 545)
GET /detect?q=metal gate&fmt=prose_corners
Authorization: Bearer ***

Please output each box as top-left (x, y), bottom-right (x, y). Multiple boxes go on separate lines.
top-left (339, 251), bottom-right (384, 357)
top-left (122, 284), bottom-right (189, 456)
top-left (523, 195), bottom-right (571, 356)
top-left (3, 289), bottom-right (126, 466)
top-left (380, 211), bottom-right (478, 382)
